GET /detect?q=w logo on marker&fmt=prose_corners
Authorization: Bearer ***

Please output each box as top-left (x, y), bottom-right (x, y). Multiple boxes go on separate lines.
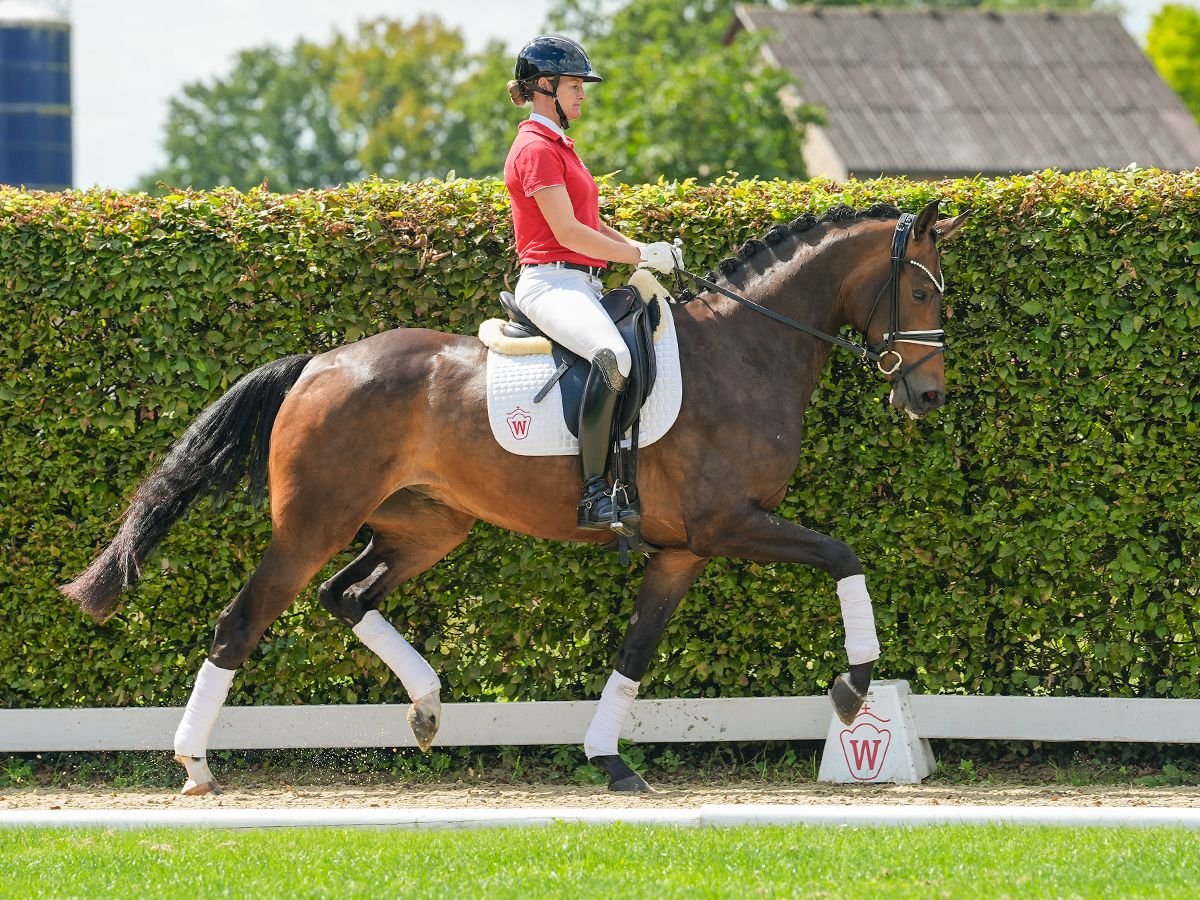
top-left (506, 407), bottom-right (532, 440)
top-left (839, 708), bottom-right (893, 781)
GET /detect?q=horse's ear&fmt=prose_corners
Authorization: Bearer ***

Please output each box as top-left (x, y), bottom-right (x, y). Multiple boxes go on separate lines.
top-left (912, 199), bottom-right (941, 242)
top-left (933, 208), bottom-right (972, 244)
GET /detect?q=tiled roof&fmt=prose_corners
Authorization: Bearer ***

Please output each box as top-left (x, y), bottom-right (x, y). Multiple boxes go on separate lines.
top-left (734, 5), bottom-right (1200, 176)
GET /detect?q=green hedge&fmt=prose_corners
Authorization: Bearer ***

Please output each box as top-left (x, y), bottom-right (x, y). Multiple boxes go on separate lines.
top-left (2, 171), bottom-right (1198, 710)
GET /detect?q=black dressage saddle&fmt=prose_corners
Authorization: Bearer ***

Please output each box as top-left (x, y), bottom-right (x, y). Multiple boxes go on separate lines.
top-left (498, 284), bottom-right (660, 437)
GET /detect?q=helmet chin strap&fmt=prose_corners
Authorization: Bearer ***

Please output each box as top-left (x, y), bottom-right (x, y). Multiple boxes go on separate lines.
top-left (532, 75), bottom-right (570, 130)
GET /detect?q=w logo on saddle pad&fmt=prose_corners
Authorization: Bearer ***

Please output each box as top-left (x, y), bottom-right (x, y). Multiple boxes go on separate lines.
top-left (480, 270), bottom-right (683, 456)
top-left (505, 407), bottom-right (532, 441)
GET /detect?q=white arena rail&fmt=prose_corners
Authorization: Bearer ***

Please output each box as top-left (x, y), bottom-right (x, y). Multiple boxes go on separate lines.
top-left (2, 696), bottom-right (1199, 752)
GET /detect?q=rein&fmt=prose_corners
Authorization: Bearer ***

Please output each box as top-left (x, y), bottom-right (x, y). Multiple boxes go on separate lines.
top-left (676, 214), bottom-right (947, 379)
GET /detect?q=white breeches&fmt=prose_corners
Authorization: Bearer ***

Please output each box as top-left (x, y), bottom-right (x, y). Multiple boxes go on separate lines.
top-left (514, 266), bottom-right (632, 377)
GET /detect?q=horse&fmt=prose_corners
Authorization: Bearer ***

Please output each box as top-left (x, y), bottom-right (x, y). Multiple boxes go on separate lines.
top-left (62, 198), bottom-right (969, 795)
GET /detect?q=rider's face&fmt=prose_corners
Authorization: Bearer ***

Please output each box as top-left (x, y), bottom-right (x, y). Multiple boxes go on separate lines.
top-left (543, 76), bottom-right (586, 120)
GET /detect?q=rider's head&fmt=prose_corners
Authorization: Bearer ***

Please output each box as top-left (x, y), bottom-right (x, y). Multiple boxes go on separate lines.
top-left (506, 35), bottom-right (602, 130)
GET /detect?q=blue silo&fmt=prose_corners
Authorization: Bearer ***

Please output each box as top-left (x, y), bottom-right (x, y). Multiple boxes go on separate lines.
top-left (0, 1), bottom-right (71, 190)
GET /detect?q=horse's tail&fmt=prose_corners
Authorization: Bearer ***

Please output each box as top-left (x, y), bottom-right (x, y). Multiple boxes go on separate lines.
top-left (61, 353), bottom-right (316, 623)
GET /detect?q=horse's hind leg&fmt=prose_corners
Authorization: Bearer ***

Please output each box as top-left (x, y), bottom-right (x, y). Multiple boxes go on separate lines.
top-left (319, 491), bottom-right (475, 752)
top-left (173, 526), bottom-right (363, 795)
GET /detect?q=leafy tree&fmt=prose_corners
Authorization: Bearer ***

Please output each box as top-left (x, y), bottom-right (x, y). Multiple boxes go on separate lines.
top-left (139, 40), bottom-right (359, 193)
top-left (1146, 3), bottom-right (1200, 121)
top-left (328, 19), bottom-right (519, 182)
top-left (547, 0), bottom-right (819, 182)
top-left (139, 17), bottom-right (520, 191)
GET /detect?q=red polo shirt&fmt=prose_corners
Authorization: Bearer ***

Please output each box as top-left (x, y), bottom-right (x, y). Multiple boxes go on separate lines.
top-left (504, 119), bottom-right (605, 268)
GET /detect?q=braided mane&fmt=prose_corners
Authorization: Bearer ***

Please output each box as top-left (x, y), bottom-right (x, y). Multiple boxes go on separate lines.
top-left (701, 203), bottom-right (902, 287)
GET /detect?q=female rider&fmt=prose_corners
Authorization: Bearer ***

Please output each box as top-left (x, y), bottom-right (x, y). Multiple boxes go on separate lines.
top-left (504, 34), bottom-right (681, 534)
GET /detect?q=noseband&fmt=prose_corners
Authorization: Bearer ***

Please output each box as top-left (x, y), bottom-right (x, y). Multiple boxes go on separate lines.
top-left (678, 214), bottom-right (947, 385)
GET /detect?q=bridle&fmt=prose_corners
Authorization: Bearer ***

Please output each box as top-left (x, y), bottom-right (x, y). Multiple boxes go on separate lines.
top-left (863, 212), bottom-right (946, 379)
top-left (676, 213), bottom-right (946, 385)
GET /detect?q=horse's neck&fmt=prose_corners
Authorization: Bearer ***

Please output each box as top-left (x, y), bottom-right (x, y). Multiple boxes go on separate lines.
top-left (709, 240), bottom-right (850, 383)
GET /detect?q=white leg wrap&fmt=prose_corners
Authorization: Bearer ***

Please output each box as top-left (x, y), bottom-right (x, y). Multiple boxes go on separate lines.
top-left (584, 671), bottom-right (640, 759)
top-left (352, 610), bottom-right (440, 701)
top-left (173, 659), bottom-right (236, 759)
top-left (838, 574), bottom-right (881, 665)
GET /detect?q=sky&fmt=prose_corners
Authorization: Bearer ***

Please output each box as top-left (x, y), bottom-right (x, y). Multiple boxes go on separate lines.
top-left (20, 0), bottom-right (1189, 189)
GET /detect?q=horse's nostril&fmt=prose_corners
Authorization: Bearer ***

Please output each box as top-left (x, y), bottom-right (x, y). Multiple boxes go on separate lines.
top-left (922, 390), bottom-right (943, 405)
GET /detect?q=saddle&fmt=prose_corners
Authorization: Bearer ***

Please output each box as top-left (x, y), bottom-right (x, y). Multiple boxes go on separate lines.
top-left (497, 284), bottom-right (660, 440)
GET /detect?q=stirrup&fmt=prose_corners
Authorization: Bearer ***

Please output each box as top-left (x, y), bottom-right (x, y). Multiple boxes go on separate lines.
top-left (606, 481), bottom-right (641, 538)
top-left (578, 478), bottom-right (638, 533)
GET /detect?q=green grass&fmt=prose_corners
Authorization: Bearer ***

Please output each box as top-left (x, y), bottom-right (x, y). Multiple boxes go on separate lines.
top-left (2, 823), bottom-right (1199, 898)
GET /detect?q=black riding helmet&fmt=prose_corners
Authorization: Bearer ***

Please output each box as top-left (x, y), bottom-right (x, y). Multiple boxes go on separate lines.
top-left (514, 35), bottom-right (602, 130)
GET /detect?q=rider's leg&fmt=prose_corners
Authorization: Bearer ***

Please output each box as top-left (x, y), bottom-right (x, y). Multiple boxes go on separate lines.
top-left (513, 268), bottom-right (637, 531)
top-left (576, 349), bottom-right (638, 531)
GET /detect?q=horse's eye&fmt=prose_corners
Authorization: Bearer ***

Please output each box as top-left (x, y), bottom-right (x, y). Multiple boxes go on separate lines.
top-left (913, 290), bottom-right (928, 303)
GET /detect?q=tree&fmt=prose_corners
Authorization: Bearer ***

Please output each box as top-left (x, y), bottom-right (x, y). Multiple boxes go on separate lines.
top-left (327, 19), bottom-right (520, 182)
top-left (139, 17), bottom-right (520, 192)
top-left (1146, 3), bottom-right (1200, 121)
top-left (139, 40), bottom-right (359, 193)
top-left (548, 0), bottom-right (820, 182)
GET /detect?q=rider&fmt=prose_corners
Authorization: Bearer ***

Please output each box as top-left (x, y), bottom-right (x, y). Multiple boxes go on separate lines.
top-left (504, 34), bottom-right (681, 533)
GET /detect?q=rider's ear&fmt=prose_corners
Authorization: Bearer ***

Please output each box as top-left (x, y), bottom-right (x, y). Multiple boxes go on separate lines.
top-left (933, 208), bottom-right (972, 244)
top-left (912, 199), bottom-right (941, 242)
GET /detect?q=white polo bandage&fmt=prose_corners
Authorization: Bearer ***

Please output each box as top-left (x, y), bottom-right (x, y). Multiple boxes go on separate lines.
top-left (837, 574), bottom-right (881, 665)
top-left (584, 670), bottom-right (640, 759)
top-left (353, 610), bottom-right (441, 701)
top-left (174, 659), bottom-right (236, 759)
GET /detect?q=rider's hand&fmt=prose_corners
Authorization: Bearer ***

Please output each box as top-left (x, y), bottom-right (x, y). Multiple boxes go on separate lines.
top-left (636, 241), bottom-right (682, 275)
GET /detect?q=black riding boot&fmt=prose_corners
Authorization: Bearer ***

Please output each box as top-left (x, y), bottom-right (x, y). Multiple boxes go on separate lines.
top-left (577, 351), bottom-right (640, 534)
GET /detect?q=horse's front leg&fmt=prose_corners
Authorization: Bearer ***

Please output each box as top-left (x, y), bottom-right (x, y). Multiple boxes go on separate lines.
top-left (586, 548), bottom-right (709, 792)
top-left (688, 505), bottom-right (880, 724)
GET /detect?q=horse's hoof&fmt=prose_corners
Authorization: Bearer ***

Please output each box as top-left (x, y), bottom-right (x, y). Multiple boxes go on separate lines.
top-left (609, 772), bottom-right (652, 793)
top-left (175, 755), bottom-right (222, 796)
top-left (830, 672), bottom-right (868, 725)
top-left (408, 689), bottom-right (441, 753)
top-left (590, 754), bottom-right (654, 793)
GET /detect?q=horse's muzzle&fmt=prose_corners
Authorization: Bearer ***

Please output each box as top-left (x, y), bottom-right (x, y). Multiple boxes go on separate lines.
top-left (889, 384), bottom-right (945, 419)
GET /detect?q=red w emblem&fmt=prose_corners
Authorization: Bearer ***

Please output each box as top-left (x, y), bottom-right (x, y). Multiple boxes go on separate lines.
top-left (506, 407), bottom-right (532, 440)
top-left (838, 705), bottom-right (893, 781)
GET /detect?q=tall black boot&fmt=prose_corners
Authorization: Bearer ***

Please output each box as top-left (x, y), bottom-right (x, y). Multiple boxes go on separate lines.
top-left (577, 350), bottom-right (639, 534)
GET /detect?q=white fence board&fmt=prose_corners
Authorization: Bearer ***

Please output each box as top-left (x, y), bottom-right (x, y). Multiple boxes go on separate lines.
top-left (2, 696), bottom-right (1198, 753)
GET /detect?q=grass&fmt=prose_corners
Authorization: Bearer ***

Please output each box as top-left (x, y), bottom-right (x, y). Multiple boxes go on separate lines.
top-left (2, 823), bottom-right (1200, 898)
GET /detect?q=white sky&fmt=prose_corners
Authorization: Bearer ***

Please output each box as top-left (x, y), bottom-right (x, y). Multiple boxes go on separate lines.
top-left (54, 0), bottom-right (1186, 189)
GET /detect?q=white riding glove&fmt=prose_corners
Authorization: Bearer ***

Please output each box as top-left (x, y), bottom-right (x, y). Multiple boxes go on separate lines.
top-left (637, 241), bottom-right (682, 275)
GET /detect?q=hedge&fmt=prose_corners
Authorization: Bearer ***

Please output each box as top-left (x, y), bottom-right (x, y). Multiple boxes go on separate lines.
top-left (2, 170), bottom-right (1197, 711)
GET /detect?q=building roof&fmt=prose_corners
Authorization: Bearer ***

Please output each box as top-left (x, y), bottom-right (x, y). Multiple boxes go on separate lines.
top-left (732, 5), bottom-right (1200, 177)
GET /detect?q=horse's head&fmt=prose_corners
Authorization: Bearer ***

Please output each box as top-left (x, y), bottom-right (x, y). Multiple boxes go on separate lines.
top-left (847, 200), bottom-right (970, 419)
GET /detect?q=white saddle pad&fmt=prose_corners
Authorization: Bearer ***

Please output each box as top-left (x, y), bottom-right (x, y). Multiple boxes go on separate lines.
top-left (485, 299), bottom-right (683, 457)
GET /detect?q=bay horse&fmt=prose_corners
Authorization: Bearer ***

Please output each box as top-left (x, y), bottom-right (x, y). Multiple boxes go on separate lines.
top-left (62, 198), bottom-right (969, 795)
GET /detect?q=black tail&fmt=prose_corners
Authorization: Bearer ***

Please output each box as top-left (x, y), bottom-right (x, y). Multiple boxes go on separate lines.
top-left (61, 353), bottom-right (315, 623)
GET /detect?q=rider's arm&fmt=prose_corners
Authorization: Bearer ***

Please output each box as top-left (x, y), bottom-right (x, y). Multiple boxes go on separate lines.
top-left (598, 222), bottom-right (641, 249)
top-left (532, 185), bottom-right (642, 265)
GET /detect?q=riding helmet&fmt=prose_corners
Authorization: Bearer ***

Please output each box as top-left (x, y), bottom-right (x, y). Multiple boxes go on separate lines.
top-left (514, 35), bottom-right (603, 83)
